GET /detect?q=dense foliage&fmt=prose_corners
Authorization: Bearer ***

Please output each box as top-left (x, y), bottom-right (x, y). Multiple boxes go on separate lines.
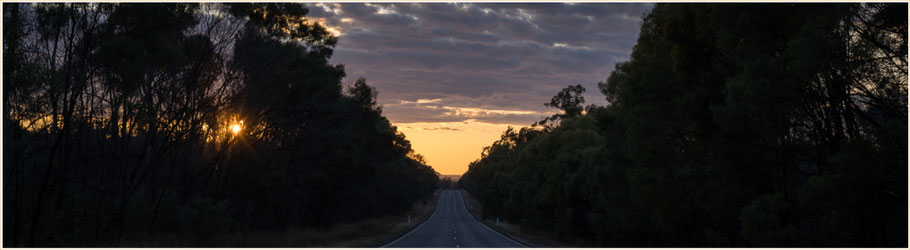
top-left (3, 3), bottom-right (438, 246)
top-left (460, 3), bottom-right (907, 247)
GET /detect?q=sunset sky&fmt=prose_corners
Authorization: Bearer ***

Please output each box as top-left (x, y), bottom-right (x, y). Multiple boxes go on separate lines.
top-left (307, 3), bottom-right (654, 175)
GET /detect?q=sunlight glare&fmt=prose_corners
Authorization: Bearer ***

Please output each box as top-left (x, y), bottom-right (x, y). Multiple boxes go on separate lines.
top-left (231, 121), bottom-right (243, 135)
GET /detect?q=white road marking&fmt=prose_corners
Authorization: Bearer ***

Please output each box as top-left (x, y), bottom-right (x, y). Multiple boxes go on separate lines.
top-left (380, 191), bottom-right (445, 248)
top-left (457, 190), bottom-right (528, 247)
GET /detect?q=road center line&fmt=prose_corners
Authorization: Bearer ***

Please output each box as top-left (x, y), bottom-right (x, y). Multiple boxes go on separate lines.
top-left (380, 190), bottom-right (445, 248)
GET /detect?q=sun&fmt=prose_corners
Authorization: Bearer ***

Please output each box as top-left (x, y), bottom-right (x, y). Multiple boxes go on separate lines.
top-left (230, 121), bottom-right (243, 135)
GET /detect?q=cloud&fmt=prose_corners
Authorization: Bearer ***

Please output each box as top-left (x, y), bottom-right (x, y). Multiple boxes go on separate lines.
top-left (395, 119), bottom-right (526, 133)
top-left (307, 3), bottom-right (652, 125)
top-left (420, 127), bottom-right (462, 131)
top-left (399, 98), bottom-right (442, 104)
top-left (383, 100), bottom-right (547, 125)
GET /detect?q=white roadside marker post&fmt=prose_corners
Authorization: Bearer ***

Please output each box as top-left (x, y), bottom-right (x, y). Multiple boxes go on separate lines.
top-left (496, 217), bottom-right (499, 226)
top-left (408, 215), bottom-right (411, 227)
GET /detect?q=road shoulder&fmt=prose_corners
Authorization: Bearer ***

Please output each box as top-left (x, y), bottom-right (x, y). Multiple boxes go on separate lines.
top-left (372, 189), bottom-right (443, 247)
top-left (459, 189), bottom-right (550, 248)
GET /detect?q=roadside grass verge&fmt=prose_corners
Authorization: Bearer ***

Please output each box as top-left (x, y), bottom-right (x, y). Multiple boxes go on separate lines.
top-left (460, 189), bottom-right (585, 247)
top-left (220, 190), bottom-right (441, 247)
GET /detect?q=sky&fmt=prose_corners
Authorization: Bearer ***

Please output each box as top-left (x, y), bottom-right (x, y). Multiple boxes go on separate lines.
top-left (305, 3), bottom-right (654, 175)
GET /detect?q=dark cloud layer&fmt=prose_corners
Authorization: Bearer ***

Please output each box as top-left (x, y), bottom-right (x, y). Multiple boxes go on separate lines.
top-left (307, 3), bottom-right (653, 125)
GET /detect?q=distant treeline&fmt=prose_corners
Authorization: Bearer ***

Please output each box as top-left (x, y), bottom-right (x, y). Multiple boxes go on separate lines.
top-left (4, 3), bottom-right (438, 246)
top-left (460, 4), bottom-right (907, 247)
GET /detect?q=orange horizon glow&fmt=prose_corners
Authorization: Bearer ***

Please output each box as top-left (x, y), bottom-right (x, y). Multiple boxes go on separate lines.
top-left (395, 120), bottom-right (526, 175)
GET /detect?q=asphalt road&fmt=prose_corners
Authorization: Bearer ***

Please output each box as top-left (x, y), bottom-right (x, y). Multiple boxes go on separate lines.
top-left (383, 190), bottom-right (526, 248)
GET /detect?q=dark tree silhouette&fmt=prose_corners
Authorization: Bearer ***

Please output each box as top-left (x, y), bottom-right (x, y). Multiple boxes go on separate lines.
top-left (535, 84), bottom-right (586, 128)
top-left (3, 3), bottom-right (438, 247)
top-left (462, 3), bottom-right (907, 247)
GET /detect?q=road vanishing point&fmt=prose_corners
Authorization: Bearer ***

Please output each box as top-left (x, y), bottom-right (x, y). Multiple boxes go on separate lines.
top-left (383, 190), bottom-right (527, 248)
